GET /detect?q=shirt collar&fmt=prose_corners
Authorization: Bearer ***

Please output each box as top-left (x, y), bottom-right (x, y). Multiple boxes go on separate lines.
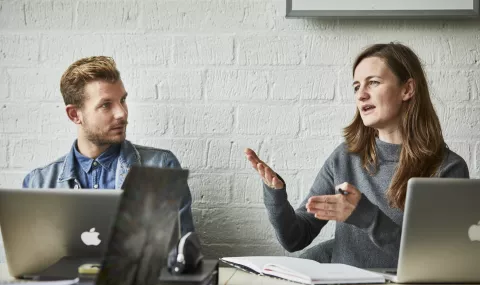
top-left (73, 141), bottom-right (121, 173)
top-left (59, 140), bottom-right (137, 183)
top-left (96, 143), bottom-right (121, 169)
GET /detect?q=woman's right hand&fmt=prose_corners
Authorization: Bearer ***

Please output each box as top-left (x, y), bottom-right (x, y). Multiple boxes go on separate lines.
top-left (244, 148), bottom-right (285, 189)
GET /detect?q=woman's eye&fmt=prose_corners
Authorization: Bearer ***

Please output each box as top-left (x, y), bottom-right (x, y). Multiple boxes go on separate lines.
top-left (101, 103), bottom-right (110, 108)
top-left (353, 86), bottom-right (359, 93)
top-left (369, 80), bottom-right (380, 86)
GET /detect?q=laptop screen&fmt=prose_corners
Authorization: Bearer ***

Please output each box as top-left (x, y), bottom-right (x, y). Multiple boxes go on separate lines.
top-left (95, 166), bottom-right (189, 285)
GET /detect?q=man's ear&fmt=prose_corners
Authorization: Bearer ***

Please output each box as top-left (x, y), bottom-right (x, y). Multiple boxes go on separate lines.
top-left (402, 78), bottom-right (415, 101)
top-left (66, 104), bottom-right (82, 124)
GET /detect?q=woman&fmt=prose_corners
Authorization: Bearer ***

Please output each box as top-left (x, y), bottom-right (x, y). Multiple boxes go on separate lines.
top-left (245, 42), bottom-right (469, 268)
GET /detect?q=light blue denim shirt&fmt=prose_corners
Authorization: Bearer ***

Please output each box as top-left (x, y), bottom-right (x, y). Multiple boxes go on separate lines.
top-left (22, 140), bottom-right (195, 235)
top-left (73, 141), bottom-right (120, 189)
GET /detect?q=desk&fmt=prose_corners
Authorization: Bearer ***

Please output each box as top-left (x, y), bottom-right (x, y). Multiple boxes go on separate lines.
top-left (0, 265), bottom-right (316, 284)
top-left (1, 263), bottom-right (480, 285)
top-left (217, 268), bottom-right (480, 285)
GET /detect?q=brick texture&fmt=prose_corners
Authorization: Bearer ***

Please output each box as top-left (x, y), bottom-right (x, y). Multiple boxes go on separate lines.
top-left (1, 0), bottom-right (479, 261)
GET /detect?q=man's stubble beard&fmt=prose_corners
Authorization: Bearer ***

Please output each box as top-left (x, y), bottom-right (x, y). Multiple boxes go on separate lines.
top-left (82, 118), bottom-right (128, 146)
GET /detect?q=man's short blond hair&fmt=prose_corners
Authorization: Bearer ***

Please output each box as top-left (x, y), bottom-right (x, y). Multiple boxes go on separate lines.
top-left (60, 56), bottom-right (121, 108)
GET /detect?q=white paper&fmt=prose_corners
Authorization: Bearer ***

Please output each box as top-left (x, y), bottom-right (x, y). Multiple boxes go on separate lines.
top-left (221, 256), bottom-right (385, 284)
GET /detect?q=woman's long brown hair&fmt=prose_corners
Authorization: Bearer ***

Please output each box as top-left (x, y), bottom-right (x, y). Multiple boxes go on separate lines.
top-left (343, 43), bottom-right (445, 210)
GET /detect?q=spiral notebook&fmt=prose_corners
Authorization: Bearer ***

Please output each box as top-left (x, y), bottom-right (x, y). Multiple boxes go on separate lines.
top-left (220, 256), bottom-right (385, 285)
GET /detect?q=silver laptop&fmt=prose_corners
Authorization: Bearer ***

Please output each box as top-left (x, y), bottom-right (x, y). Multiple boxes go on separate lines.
top-left (0, 188), bottom-right (121, 278)
top-left (380, 178), bottom-right (480, 283)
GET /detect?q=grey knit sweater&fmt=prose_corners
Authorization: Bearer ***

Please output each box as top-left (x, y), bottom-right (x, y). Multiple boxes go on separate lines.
top-left (263, 138), bottom-right (469, 268)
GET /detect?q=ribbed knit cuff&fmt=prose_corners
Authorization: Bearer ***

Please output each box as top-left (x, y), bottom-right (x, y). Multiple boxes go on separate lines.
top-left (262, 174), bottom-right (288, 206)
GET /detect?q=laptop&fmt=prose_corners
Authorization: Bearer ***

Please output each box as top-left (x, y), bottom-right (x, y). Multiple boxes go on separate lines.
top-left (94, 166), bottom-right (217, 285)
top-left (0, 188), bottom-right (121, 279)
top-left (379, 178), bottom-right (480, 283)
top-left (95, 166), bottom-right (188, 285)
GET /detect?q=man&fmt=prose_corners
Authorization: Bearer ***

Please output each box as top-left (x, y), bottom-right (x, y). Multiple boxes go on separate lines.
top-left (22, 56), bottom-right (194, 235)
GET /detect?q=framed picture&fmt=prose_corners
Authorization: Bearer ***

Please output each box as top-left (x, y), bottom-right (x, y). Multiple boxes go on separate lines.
top-left (286, 0), bottom-right (480, 18)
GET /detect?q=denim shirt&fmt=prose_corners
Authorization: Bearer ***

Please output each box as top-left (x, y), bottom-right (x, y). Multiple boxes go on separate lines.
top-left (22, 140), bottom-right (195, 236)
top-left (73, 142), bottom-right (120, 189)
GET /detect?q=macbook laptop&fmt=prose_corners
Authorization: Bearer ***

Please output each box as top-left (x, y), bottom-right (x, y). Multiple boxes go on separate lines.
top-left (0, 188), bottom-right (121, 279)
top-left (95, 166), bottom-right (188, 285)
top-left (379, 178), bottom-right (480, 283)
top-left (94, 166), bottom-right (217, 285)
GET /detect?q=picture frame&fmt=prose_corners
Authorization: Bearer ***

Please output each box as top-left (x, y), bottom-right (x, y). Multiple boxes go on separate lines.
top-left (286, 0), bottom-right (480, 18)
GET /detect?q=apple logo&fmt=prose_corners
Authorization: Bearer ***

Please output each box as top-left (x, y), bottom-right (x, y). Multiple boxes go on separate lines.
top-left (81, 228), bottom-right (101, 246)
top-left (468, 221), bottom-right (480, 242)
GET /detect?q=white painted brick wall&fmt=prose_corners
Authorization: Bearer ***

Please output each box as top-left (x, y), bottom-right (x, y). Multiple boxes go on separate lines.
top-left (0, 137), bottom-right (7, 168)
top-left (7, 68), bottom-right (63, 101)
top-left (237, 105), bottom-right (301, 135)
top-left (271, 69), bottom-right (336, 101)
top-left (205, 70), bottom-right (269, 101)
top-left (174, 36), bottom-right (234, 66)
top-left (1, 0), bottom-right (480, 264)
top-left (238, 35), bottom-right (305, 66)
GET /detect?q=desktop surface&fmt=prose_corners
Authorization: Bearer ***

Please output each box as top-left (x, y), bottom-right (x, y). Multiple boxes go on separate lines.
top-left (2, 263), bottom-right (480, 285)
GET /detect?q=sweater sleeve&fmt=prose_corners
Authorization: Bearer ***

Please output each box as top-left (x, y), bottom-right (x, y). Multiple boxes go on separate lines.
top-left (263, 157), bottom-right (336, 252)
top-left (344, 149), bottom-right (470, 255)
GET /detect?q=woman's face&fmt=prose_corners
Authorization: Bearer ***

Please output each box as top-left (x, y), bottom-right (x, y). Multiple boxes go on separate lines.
top-left (353, 56), bottom-right (411, 132)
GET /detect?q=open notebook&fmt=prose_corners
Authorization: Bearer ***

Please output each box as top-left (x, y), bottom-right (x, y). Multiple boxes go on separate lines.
top-left (220, 256), bottom-right (385, 285)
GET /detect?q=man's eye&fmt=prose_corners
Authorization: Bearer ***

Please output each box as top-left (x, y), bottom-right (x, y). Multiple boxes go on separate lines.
top-left (369, 80), bottom-right (380, 86)
top-left (101, 103), bottom-right (110, 108)
top-left (121, 98), bottom-right (126, 103)
top-left (353, 86), bottom-right (359, 93)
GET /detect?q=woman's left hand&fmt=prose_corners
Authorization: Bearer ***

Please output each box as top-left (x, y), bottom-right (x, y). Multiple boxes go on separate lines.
top-left (305, 182), bottom-right (363, 222)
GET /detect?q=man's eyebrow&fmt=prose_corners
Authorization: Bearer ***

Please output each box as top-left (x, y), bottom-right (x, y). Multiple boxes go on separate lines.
top-left (97, 93), bottom-right (128, 105)
top-left (95, 98), bottom-right (110, 107)
top-left (98, 98), bottom-right (111, 103)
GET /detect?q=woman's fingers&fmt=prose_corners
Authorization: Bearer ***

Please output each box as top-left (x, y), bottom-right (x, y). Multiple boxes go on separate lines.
top-left (264, 166), bottom-right (274, 182)
top-left (245, 148), bottom-right (261, 170)
top-left (314, 210), bottom-right (337, 220)
top-left (306, 198), bottom-right (338, 212)
top-left (257, 163), bottom-right (266, 178)
top-left (245, 148), bottom-right (284, 189)
top-left (271, 176), bottom-right (284, 189)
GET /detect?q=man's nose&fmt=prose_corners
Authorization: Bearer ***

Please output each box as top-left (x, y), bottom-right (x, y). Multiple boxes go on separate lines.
top-left (114, 104), bottom-right (128, 120)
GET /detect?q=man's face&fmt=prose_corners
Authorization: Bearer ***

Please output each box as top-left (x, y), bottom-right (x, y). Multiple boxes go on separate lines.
top-left (78, 80), bottom-right (128, 146)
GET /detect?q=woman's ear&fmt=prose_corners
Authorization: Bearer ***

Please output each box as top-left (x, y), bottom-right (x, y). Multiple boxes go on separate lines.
top-left (66, 104), bottom-right (82, 124)
top-left (402, 78), bottom-right (415, 101)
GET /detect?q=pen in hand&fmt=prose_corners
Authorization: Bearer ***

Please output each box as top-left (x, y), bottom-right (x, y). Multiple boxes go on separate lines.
top-left (338, 188), bottom-right (349, 195)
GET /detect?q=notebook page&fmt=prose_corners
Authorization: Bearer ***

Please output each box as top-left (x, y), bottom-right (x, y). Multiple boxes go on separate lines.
top-left (263, 261), bottom-right (384, 284)
top-left (221, 256), bottom-right (315, 283)
top-left (220, 256), bottom-right (268, 274)
top-left (308, 264), bottom-right (385, 284)
top-left (222, 256), bottom-right (385, 284)
top-left (263, 264), bottom-right (312, 284)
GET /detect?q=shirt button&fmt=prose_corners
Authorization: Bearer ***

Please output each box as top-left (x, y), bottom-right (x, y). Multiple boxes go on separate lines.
top-left (93, 161), bottom-right (98, 166)
top-left (93, 184), bottom-right (99, 189)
